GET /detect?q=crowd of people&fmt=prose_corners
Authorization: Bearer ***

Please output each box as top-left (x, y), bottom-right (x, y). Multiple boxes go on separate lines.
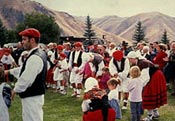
top-left (0, 28), bottom-right (174, 121)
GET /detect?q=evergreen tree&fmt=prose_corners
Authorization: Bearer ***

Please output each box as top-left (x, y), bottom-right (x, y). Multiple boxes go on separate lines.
top-left (0, 19), bottom-right (7, 47)
top-left (161, 30), bottom-right (169, 44)
top-left (16, 12), bottom-right (61, 44)
top-left (132, 21), bottom-right (145, 43)
top-left (83, 15), bottom-right (96, 45)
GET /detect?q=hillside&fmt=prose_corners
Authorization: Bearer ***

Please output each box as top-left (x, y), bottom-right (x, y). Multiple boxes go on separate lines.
top-left (94, 12), bottom-right (175, 42)
top-left (1, 0), bottom-right (175, 44)
top-left (0, 0), bottom-right (53, 28)
top-left (0, 0), bottom-right (128, 44)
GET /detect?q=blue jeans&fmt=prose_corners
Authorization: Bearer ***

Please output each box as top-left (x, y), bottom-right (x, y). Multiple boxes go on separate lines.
top-left (130, 102), bottom-right (142, 121)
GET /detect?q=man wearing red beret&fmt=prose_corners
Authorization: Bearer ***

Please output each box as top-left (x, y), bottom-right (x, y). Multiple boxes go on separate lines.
top-left (52, 45), bottom-right (64, 64)
top-left (74, 42), bottom-right (82, 47)
top-left (109, 50), bottom-right (130, 110)
top-left (57, 45), bottom-right (64, 51)
top-left (7, 28), bottom-right (47, 121)
top-left (68, 41), bottom-right (86, 97)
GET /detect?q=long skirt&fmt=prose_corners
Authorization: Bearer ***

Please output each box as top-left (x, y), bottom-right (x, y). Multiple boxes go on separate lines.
top-left (142, 70), bottom-right (167, 110)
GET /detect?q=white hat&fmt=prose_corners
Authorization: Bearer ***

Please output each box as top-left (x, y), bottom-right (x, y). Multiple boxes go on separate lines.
top-left (127, 51), bottom-right (139, 59)
top-left (84, 77), bottom-right (98, 92)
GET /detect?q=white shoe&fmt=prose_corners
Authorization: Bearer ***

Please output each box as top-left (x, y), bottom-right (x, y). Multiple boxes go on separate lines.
top-left (71, 93), bottom-right (77, 97)
top-left (76, 94), bottom-right (80, 98)
top-left (47, 84), bottom-right (51, 88)
top-left (142, 116), bottom-right (153, 121)
top-left (152, 114), bottom-right (160, 119)
top-left (52, 84), bottom-right (56, 89)
top-left (121, 106), bottom-right (127, 110)
top-left (60, 90), bottom-right (67, 95)
top-left (153, 110), bottom-right (160, 119)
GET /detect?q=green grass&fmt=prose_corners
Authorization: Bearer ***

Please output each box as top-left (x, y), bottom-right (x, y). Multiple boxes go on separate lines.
top-left (9, 88), bottom-right (175, 121)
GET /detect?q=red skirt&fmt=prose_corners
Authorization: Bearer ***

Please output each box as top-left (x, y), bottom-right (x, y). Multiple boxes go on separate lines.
top-left (142, 70), bottom-right (167, 110)
top-left (83, 108), bottom-right (116, 121)
top-left (46, 68), bottom-right (54, 84)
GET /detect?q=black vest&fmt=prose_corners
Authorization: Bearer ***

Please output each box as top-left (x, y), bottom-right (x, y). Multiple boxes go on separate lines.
top-left (72, 51), bottom-right (83, 67)
top-left (19, 48), bottom-right (47, 98)
top-left (113, 58), bottom-right (125, 72)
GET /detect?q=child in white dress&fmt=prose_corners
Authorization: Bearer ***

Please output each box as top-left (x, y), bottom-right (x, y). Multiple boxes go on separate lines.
top-left (53, 52), bottom-right (68, 94)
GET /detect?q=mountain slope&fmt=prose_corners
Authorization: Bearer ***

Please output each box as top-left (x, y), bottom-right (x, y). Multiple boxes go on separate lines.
top-left (0, 0), bottom-right (128, 44)
top-left (0, 0), bottom-right (53, 28)
top-left (94, 12), bottom-right (175, 42)
top-left (94, 15), bottom-right (126, 33)
top-left (1, 0), bottom-right (175, 44)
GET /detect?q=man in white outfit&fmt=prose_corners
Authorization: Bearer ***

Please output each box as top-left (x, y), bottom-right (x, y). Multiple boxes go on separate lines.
top-left (6, 28), bottom-right (47, 121)
top-left (109, 50), bottom-right (130, 109)
top-left (68, 42), bottom-right (86, 97)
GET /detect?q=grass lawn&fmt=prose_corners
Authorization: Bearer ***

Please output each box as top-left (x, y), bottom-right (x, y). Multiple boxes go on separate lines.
top-left (9, 88), bottom-right (175, 121)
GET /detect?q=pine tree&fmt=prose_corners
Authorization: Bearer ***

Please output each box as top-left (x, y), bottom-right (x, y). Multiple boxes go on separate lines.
top-left (83, 15), bottom-right (96, 45)
top-left (132, 21), bottom-right (145, 43)
top-left (0, 19), bottom-right (7, 47)
top-left (161, 30), bottom-right (169, 44)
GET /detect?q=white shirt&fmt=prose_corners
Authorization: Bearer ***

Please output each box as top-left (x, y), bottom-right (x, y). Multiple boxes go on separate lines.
top-left (109, 58), bottom-right (130, 80)
top-left (96, 60), bottom-right (105, 77)
top-left (139, 67), bottom-right (150, 86)
top-left (127, 77), bottom-right (144, 102)
top-left (81, 99), bottom-right (91, 112)
top-left (69, 51), bottom-right (86, 71)
top-left (108, 48), bottom-right (117, 57)
top-left (108, 87), bottom-right (119, 100)
top-left (73, 51), bottom-right (80, 63)
top-left (11, 47), bottom-right (44, 93)
top-left (1, 54), bottom-right (15, 65)
top-left (50, 50), bottom-right (57, 64)
top-left (53, 59), bottom-right (68, 80)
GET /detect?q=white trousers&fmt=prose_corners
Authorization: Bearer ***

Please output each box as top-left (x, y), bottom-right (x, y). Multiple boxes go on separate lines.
top-left (21, 95), bottom-right (44, 121)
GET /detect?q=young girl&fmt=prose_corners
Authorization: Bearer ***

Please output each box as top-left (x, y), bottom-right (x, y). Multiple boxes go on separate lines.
top-left (107, 78), bottom-right (122, 119)
top-left (127, 66), bottom-right (143, 121)
top-left (99, 67), bottom-right (110, 91)
top-left (53, 52), bottom-right (68, 94)
top-left (82, 77), bottom-right (116, 121)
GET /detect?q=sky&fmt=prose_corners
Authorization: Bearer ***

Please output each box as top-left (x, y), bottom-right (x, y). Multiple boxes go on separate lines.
top-left (34, 0), bottom-right (175, 18)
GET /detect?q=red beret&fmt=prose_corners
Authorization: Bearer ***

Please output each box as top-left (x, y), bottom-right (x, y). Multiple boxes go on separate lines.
top-left (19, 28), bottom-right (40, 38)
top-left (3, 48), bottom-right (11, 53)
top-left (57, 45), bottom-right (64, 50)
top-left (113, 50), bottom-right (124, 61)
top-left (74, 42), bottom-right (82, 47)
top-left (59, 52), bottom-right (66, 58)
